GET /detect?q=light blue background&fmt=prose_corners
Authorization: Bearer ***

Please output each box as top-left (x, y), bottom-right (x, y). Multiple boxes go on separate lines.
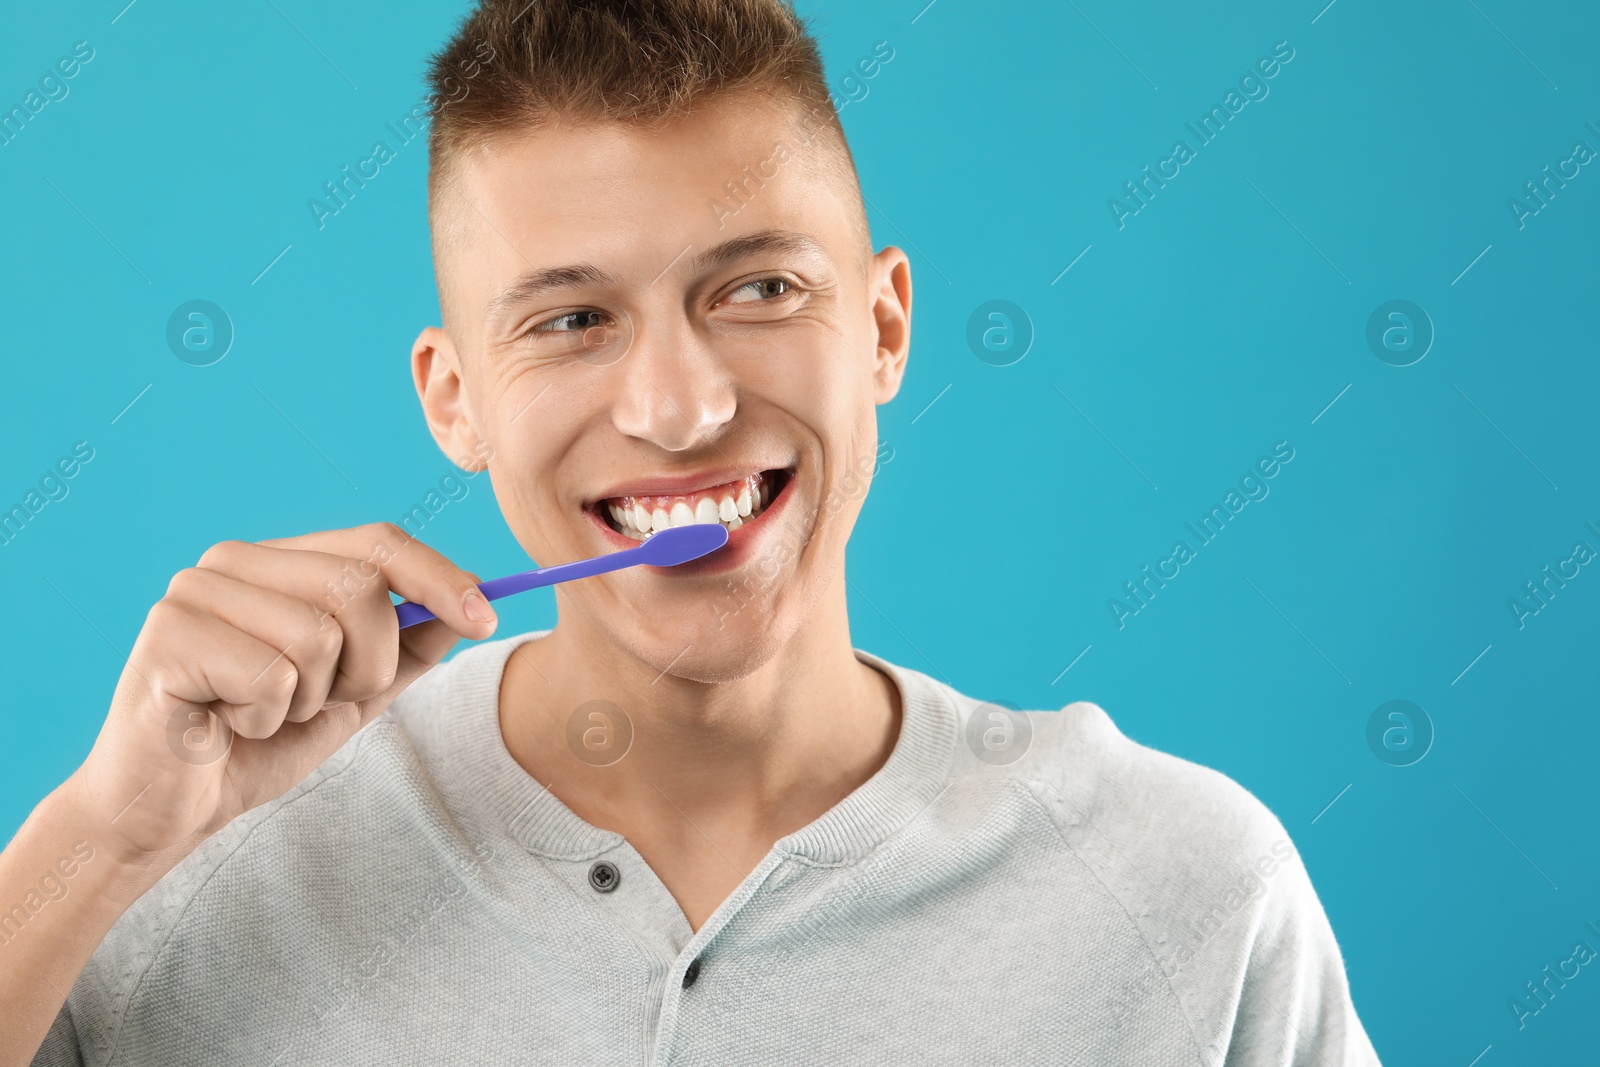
top-left (3, 1), bottom-right (1597, 1060)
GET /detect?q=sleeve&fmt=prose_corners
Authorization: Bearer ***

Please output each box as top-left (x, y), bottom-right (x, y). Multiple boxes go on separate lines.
top-left (1220, 840), bottom-right (1382, 1067)
top-left (29, 1002), bottom-right (85, 1067)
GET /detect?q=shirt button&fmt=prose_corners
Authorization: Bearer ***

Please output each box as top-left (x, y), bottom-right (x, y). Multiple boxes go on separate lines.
top-left (588, 860), bottom-right (620, 893)
top-left (682, 957), bottom-right (702, 989)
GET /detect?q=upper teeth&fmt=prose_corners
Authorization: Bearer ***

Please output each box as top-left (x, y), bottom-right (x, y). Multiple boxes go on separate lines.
top-left (603, 472), bottom-right (775, 541)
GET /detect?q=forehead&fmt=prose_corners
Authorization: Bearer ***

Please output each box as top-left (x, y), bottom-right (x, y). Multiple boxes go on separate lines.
top-left (433, 95), bottom-right (854, 310)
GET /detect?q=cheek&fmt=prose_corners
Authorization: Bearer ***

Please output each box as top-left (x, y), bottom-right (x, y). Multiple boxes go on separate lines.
top-left (474, 373), bottom-right (589, 505)
top-left (740, 324), bottom-right (870, 432)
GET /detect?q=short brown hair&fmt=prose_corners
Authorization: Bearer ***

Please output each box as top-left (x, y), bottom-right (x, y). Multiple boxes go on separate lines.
top-left (424, 0), bottom-right (868, 268)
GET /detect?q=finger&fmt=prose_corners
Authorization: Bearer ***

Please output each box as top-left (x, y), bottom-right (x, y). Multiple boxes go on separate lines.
top-left (138, 601), bottom-right (298, 740)
top-left (164, 567), bottom-right (342, 724)
top-left (196, 541), bottom-right (400, 705)
top-left (252, 522), bottom-right (497, 641)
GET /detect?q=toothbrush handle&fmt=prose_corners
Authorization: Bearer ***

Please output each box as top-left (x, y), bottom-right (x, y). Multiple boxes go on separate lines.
top-left (393, 547), bottom-right (646, 629)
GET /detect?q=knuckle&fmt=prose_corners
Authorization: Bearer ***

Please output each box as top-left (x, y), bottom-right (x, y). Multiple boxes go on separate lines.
top-left (362, 521), bottom-right (408, 552)
top-left (144, 664), bottom-right (181, 703)
top-left (307, 619), bottom-right (345, 659)
top-left (354, 573), bottom-right (391, 606)
top-left (145, 596), bottom-right (186, 632)
top-left (260, 659), bottom-right (299, 702)
top-left (164, 566), bottom-right (207, 600)
top-left (198, 539), bottom-right (248, 569)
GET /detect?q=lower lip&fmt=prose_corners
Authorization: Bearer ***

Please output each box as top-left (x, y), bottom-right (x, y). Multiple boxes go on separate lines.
top-left (584, 470), bottom-right (796, 577)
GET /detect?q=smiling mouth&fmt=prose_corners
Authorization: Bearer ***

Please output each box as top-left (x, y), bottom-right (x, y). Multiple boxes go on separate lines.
top-left (595, 468), bottom-right (792, 541)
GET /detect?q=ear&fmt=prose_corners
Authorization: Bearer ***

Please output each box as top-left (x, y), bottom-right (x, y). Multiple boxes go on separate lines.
top-left (868, 246), bottom-right (912, 405)
top-left (412, 326), bottom-right (491, 472)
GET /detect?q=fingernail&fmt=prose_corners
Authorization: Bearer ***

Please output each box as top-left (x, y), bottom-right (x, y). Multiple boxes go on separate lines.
top-left (462, 589), bottom-right (493, 623)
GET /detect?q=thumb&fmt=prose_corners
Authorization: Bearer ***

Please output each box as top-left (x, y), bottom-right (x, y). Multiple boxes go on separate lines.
top-left (382, 573), bottom-right (495, 702)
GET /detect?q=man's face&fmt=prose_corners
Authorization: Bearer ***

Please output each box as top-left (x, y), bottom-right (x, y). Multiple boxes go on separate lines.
top-left (416, 93), bottom-right (911, 682)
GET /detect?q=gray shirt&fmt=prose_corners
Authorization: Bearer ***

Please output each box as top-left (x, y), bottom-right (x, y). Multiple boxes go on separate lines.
top-left (34, 630), bottom-right (1381, 1065)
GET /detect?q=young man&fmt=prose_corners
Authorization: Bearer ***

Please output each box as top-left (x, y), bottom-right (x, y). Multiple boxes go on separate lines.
top-left (2, 1), bottom-right (1380, 1063)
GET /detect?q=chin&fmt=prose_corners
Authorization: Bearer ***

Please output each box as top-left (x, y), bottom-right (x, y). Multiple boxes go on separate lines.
top-left (617, 603), bottom-right (793, 685)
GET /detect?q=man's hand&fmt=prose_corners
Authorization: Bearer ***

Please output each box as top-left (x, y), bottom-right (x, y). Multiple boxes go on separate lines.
top-left (67, 522), bottom-right (497, 866)
top-left (1, 523), bottom-right (497, 1065)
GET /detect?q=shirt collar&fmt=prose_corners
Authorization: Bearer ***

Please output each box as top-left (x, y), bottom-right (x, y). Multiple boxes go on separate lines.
top-left (426, 630), bottom-right (960, 865)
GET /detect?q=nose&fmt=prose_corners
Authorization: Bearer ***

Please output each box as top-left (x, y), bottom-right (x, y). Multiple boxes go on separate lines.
top-left (609, 318), bottom-right (736, 452)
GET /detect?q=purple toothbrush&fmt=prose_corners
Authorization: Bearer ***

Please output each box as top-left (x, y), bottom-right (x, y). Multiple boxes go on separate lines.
top-left (393, 522), bottom-right (730, 629)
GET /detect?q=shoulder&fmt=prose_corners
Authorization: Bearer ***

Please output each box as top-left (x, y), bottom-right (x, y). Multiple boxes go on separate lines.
top-left (1007, 701), bottom-right (1377, 1063)
top-left (899, 664), bottom-right (1295, 884)
top-left (934, 687), bottom-right (1376, 1062)
top-left (1019, 699), bottom-right (1295, 878)
top-left (945, 690), bottom-right (1370, 1062)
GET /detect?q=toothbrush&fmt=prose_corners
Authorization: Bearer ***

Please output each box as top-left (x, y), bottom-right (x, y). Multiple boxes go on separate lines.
top-left (393, 522), bottom-right (730, 629)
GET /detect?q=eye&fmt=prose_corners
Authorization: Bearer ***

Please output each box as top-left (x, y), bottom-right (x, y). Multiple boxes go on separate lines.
top-left (517, 308), bottom-right (628, 364)
top-left (725, 277), bottom-right (793, 305)
top-left (532, 309), bottom-right (611, 334)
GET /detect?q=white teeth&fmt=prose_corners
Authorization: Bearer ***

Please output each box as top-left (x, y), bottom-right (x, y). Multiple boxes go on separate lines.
top-left (602, 471), bottom-right (785, 540)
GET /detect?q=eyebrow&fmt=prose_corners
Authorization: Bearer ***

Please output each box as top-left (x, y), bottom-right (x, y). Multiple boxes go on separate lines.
top-left (483, 229), bottom-right (829, 325)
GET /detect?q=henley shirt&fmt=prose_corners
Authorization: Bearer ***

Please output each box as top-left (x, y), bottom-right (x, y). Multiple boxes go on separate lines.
top-left (33, 629), bottom-right (1382, 1065)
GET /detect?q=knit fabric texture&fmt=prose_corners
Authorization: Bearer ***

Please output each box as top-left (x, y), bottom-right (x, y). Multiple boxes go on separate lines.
top-left (34, 630), bottom-right (1381, 1065)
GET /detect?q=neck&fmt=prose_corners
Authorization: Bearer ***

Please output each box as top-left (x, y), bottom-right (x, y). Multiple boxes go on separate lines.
top-left (496, 585), bottom-right (902, 857)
